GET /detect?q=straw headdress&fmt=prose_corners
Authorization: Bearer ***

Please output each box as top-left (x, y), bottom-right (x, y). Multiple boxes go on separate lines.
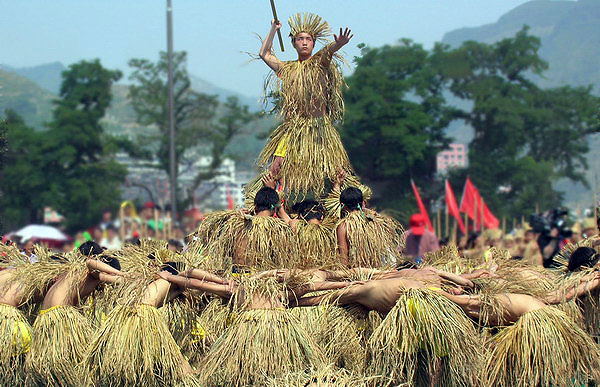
top-left (288, 13), bottom-right (332, 44)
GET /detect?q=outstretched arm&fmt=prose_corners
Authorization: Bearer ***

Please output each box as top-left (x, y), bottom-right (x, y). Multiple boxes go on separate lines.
top-left (160, 272), bottom-right (235, 298)
top-left (259, 19), bottom-right (284, 72)
top-left (428, 267), bottom-right (474, 288)
top-left (184, 268), bottom-right (228, 285)
top-left (544, 271), bottom-right (600, 304)
top-left (295, 284), bottom-right (361, 307)
top-left (86, 258), bottom-right (123, 277)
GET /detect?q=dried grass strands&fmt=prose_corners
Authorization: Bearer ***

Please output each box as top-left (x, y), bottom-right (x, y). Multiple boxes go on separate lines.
top-left (242, 215), bottom-right (300, 270)
top-left (84, 304), bottom-right (189, 387)
top-left (0, 304), bottom-right (31, 386)
top-left (1, 247), bottom-right (83, 305)
top-left (483, 306), bottom-right (600, 387)
top-left (340, 211), bottom-right (405, 268)
top-left (161, 293), bottom-right (210, 364)
top-left (199, 308), bottom-right (325, 386)
top-left (367, 288), bottom-right (482, 387)
top-left (26, 305), bottom-right (92, 387)
top-left (292, 303), bottom-right (367, 373)
top-left (266, 363), bottom-right (381, 387)
top-left (259, 116), bottom-right (352, 195)
top-left (295, 221), bottom-right (337, 268)
top-left (191, 210), bottom-right (245, 269)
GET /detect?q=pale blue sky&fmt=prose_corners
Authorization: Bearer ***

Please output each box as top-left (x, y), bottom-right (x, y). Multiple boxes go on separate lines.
top-left (1, 0), bottom-right (537, 96)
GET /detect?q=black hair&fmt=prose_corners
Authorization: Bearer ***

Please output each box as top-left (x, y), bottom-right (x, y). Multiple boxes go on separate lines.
top-left (567, 247), bottom-right (599, 272)
top-left (168, 239), bottom-right (183, 250)
top-left (99, 255), bottom-right (121, 271)
top-left (126, 237), bottom-right (141, 246)
top-left (292, 200), bottom-right (324, 222)
top-left (340, 187), bottom-right (363, 211)
top-left (161, 261), bottom-right (185, 275)
top-left (396, 260), bottom-right (417, 270)
top-left (49, 254), bottom-right (68, 264)
top-left (79, 241), bottom-right (104, 256)
top-left (147, 253), bottom-right (156, 261)
top-left (466, 232), bottom-right (480, 250)
top-left (254, 187), bottom-right (279, 213)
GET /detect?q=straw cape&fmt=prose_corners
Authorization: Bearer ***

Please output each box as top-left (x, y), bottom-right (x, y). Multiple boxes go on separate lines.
top-left (367, 288), bottom-right (482, 386)
top-left (483, 305), bottom-right (600, 387)
top-left (339, 211), bottom-right (405, 267)
top-left (0, 303), bottom-right (31, 386)
top-left (294, 220), bottom-right (338, 268)
top-left (26, 304), bottom-right (93, 387)
top-left (199, 276), bottom-right (326, 386)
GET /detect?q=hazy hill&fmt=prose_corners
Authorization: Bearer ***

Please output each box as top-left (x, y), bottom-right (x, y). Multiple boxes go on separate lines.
top-left (442, 0), bottom-right (600, 208)
top-left (0, 62), bottom-right (66, 95)
top-left (0, 69), bottom-right (55, 128)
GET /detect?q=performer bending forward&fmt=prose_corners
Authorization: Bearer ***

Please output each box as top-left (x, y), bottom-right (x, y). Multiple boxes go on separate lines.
top-left (259, 13), bottom-right (354, 195)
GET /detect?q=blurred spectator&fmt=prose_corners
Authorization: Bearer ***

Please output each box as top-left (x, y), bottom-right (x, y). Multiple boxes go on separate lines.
top-left (582, 218), bottom-right (598, 239)
top-left (100, 225), bottom-right (122, 250)
top-left (403, 213), bottom-right (439, 264)
top-left (99, 210), bottom-right (114, 231)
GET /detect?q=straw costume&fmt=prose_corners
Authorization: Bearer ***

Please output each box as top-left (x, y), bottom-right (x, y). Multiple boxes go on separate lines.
top-left (83, 248), bottom-right (199, 387)
top-left (293, 216), bottom-right (338, 269)
top-left (199, 276), bottom-right (326, 386)
top-left (367, 287), bottom-right (482, 386)
top-left (259, 13), bottom-right (352, 195)
top-left (480, 295), bottom-right (600, 387)
top-left (25, 254), bottom-right (93, 387)
top-left (339, 210), bottom-right (405, 267)
top-left (0, 303), bottom-right (31, 385)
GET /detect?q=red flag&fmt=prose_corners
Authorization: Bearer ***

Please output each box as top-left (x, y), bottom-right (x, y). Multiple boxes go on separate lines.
top-left (459, 177), bottom-right (499, 229)
top-left (225, 184), bottom-right (234, 210)
top-left (411, 179), bottom-right (434, 232)
top-left (445, 180), bottom-right (466, 234)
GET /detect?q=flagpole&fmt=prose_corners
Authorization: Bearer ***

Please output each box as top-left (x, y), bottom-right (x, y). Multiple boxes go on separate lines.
top-left (445, 207), bottom-right (449, 238)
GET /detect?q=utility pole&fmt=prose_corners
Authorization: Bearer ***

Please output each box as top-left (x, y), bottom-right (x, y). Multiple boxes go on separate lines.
top-left (166, 0), bottom-right (177, 222)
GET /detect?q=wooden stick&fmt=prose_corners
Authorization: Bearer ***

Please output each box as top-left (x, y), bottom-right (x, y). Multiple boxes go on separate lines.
top-left (119, 205), bottom-right (126, 242)
top-left (452, 219), bottom-right (457, 245)
top-left (437, 209), bottom-right (442, 237)
top-left (513, 218), bottom-right (516, 231)
top-left (502, 216), bottom-right (506, 236)
top-left (464, 211), bottom-right (469, 234)
top-left (269, 0), bottom-right (285, 52)
top-left (445, 207), bottom-right (449, 238)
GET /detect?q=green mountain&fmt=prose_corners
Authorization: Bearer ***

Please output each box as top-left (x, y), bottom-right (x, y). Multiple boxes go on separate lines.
top-left (0, 62), bottom-right (66, 94)
top-left (0, 69), bottom-right (55, 129)
top-left (441, 0), bottom-right (600, 208)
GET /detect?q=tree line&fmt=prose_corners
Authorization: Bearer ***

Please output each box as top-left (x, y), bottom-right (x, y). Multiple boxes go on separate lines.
top-left (1, 27), bottom-right (598, 233)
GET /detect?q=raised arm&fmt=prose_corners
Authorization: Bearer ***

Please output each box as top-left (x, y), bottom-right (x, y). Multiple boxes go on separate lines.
top-left (319, 27), bottom-right (353, 66)
top-left (259, 19), bottom-right (284, 72)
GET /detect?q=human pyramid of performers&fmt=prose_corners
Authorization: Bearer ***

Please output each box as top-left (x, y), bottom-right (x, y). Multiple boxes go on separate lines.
top-left (2, 13), bottom-right (600, 387)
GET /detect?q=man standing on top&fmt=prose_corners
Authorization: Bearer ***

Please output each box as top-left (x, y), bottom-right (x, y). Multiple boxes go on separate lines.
top-left (257, 13), bottom-right (354, 195)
